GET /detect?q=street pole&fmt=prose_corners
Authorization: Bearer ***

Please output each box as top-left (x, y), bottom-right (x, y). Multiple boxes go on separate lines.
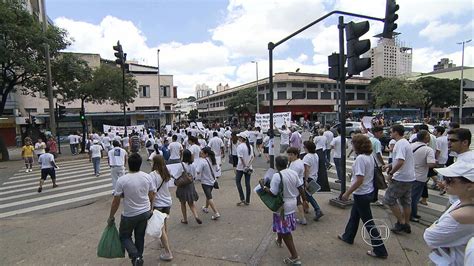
top-left (157, 49), bottom-right (161, 129)
top-left (457, 39), bottom-right (471, 125)
top-left (337, 16), bottom-right (347, 196)
top-left (40, 0), bottom-right (56, 137)
top-left (268, 43), bottom-right (275, 169)
top-left (123, 53), bottom-right (127, 136)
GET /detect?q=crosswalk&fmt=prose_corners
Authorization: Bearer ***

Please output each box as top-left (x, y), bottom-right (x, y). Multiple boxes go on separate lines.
top-left (0, 158), bottom-right (114, 218)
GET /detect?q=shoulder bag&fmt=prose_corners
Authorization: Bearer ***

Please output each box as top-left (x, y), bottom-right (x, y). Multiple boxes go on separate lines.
top-left (373, 157), bottom-right (388, 190)
top-left (205, 159), bottom-right (219, 189)
top-left (257, 172), bottom-right (284, 216)
top-left (174, 162), bottom-right (193, 187)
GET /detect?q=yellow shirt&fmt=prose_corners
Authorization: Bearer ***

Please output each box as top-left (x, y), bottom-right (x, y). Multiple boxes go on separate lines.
top-left (22, 145), bottom-right (34, 157)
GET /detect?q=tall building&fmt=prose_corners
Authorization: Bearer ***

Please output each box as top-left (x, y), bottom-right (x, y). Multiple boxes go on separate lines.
top-left (362, 38), bottom-right (412, 78)
top-left (433, 58), bottom-right (456, 71)
top-left (216, 83), bottom-right (230, 92)
top-left (195, 84), bottom-right (214, 99)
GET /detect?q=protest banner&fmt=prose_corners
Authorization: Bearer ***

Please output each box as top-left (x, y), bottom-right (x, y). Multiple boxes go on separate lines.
top-left (103, 124), bottom-right (145, 135)
top-left (255, 112), bottom-right (291, 132)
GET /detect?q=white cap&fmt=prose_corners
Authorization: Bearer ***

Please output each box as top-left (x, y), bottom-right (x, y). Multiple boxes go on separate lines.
top-left (93, 139), bottom-right (99, 144)
top-left (237, 132), bottom-right (248, 139)
top-left (435, 162), bottom-right (474, 182)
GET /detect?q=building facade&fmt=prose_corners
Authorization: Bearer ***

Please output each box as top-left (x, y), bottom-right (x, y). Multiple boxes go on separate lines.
top-left (196, 72), bottom-right (371, 124)
top-left (363, 38), bottom-right (412, 78)
top-left (173, 98), bottom-right (197, 122)
top-left (195, 84), bottom-right (214, 99)
top-left (433, 58), bottom-right (456, 71)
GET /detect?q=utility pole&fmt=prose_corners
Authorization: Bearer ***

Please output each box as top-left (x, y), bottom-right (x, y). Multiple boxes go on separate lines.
top-left (40, 0), bottom-right (56, 136)
top-left (457, 39), bottom-right (471, 125)
top-left (157, 49), bottom-right (161, 129)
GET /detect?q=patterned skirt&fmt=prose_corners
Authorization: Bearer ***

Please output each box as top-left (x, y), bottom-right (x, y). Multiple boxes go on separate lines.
top-left (272, 212), bottom-right (297, 234)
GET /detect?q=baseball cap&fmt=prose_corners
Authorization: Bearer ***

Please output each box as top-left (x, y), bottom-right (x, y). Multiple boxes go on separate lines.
top-left (435, 162), bottom-right (474, 182)
top-left (237, 132), bottom-right (248, 139)
top-left (93, 139), bottom-right (99, 144)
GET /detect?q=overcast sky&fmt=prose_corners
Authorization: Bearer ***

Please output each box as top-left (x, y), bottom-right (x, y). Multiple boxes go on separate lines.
top-left (47, 0), bottom-right (474, 97)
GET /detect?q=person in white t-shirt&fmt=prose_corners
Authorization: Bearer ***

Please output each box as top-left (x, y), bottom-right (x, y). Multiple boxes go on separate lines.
top-left (149, 155), bottom-right (174, 261)
top-left (167, 135), bottom-right (183, 164)
top-left (323, 125), bottom-right (334, 169)
top-left (235, 132), bottom-right (254, 206)
top-left (258, 156), bottom-right (306, 265)
top-left (255, 127), bottom-right (264, 157)
top-left (302, 141), bottom-right (324, 221)
top-left (89, 140), bottom-right (104, 177)
top-left (208, 132), bottom-right (225, 166)
top-left (122, 135), bottom-right (130, 152)
top-left (107, 153), bottom-right (154, 266)
top-left (434, 126), bottom-right (449, 166)
top-left (331, 127), bottom-right (344, 183)
top-left (276, 124), bottom-right (291, 153)
top-left (108, 140), bottom-right (128, 194)
top-left (383, 124), bottom-right (416, 234)
top-left (68, 133), bottom-right (78, 155)
top-left (287, 147), bottom-right (308, 225)
top-left (194, 147), bottom-right (221, 220)
top-left (424, 162), bottom-right (474, 266)
top-left (187, 136), bottom-right (201, 162)
top-left (34, 138), bottom-right (46, 158)
top-left (339, 134), bottom-right (388, 259)
top-left (37, 147), bottom-right (59, 193)
top-left (102, 133), bottom-right (111, 152)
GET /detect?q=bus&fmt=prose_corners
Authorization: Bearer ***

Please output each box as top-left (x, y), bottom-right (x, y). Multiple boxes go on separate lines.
top-left (350, 108), bottom-right (422, 123)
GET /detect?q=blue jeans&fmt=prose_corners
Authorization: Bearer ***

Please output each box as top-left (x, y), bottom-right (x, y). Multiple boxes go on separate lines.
top-left (235, 170), bottom-right (251, 203)
top-left (411, 181), bottom-right (425, 218)
top-left (333, 157), bottom-right (343, 181)
top-left (70, 144), bottom-right (76, 155)
top-left (305, 190), bottom-right (321, 213)
top-left (341, 192), bottom-right (388, 257)
top-left (91, 157), bottom-right (100, 175)
top-left (119, 211), bottom-right (150, 260)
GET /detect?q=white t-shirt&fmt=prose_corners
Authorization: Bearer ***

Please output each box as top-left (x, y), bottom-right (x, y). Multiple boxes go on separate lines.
top-left (269, 169), bottom-right (303, 215)
top-left (351, 154), bottom-right (375, 195)
top-left (411, 142), bottom-right (436, 182)
top-left (68, 135), bottom-right (77, 144)
top-left (302, 153), bottom-right (319, 180)
top-left (424, 200), bottom-right (474, 266)
top-left (323, 130), bottom-right (334, 149)
top-left (278, 128), bottom-right (291, 145)
top-left (149, 171), bottom-right (172, 208)
top-left (436, 136), bottom-right (449, 165)
top-left (370, 137), bottom-right (383, 165)
top-left (168, 142), bottom-right (183, 160)
top-left (90, 144), bottom-right (103, 158)
top-left (38, 153), bottom-right (55, 169)
top-left (114, 171), bottom-right (153, 217)
top-left (314, 135), bottom-right (327, 150)
top-left (102, 135), bottom-right (111, 147)
top-left (236, 142), bottom-right (254, 171)
top-left (146, 138), bottom-right (155, 150)
top-left (456, 150), bottom-right (474, 163)
top-left (268, 138), bottom-right (275, 156)
top-left (114, 135), bottom-right (122, 143)
top-left (208, 137), bottom-right (224, 157)
top-left (256, 131), bottom-right (264, 140)
top-left (331, 136), bottom-right (342, 159)
top-left (194, 158), bottom-right (218, 186)
top-left (289, 159), bottom-right (305, 185)
top-left (122, 136), bottom-right (130, 148)
top-left (34, 142), bottom-right (46, 155)
top-left (108, 147), bottom-right (127, 167)
top-left (198, 139), bottom-right (207, 149)
top-left (148, 150), bottom-right (163, 161)
top-left (248, 131), bottom-right (257, 143)
top-left (230, 142), bottom-right (238, 156)
top-left (465, 237), bottom-right (474, 266)
top-left (388, 139), bottom-right (396, 159)
top-left (392, 138), bottom-right (415, 182)
top-left (189, 144), bottom-right (201, 162)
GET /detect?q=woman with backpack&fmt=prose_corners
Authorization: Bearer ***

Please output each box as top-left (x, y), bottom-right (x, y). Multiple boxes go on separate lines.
top-left (149, 155), bottom-right (174, 261)
top-left (235, 132), bottom-right (254, 206)
top-left (195, 147), bottom-right (221, 220)
top-left (175, 149), bottom-right (201, 225)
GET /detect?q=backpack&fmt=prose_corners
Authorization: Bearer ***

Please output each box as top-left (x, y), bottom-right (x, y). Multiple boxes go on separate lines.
top-left (161, 145), bottom-right (170, 161)
top-left (145, 140), bottom-right (152, 148)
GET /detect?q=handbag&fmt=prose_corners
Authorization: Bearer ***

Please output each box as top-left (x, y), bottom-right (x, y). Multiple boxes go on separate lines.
top-left (174, 162), bottom-right (193, 187)
top-left (257, 172), bottom-right (284, 216)
top-left (206, 159), bottom-right (219, 189)
top-left (373, 158), bottom-right (387, 190)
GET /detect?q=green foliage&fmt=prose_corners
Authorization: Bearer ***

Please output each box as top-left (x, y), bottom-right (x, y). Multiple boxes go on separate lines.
top-left (416, 77), bottom-right (466, 111)
top-left (368, 77), bottom-right (426, 108)
top-left (187, 96), bottom-right (196, 102)
top-left (226, 87), bottom-right (258, 115)
top-left (188, 109), bottom-right (198, 120)
top-left (0, 0), bottom-right (70, 115)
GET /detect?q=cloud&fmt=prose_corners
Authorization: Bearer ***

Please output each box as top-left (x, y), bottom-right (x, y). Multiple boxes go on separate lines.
top-left (412, 46), bottom-right (473, 73)
top-left (419, 21), bottom-right (462, 42)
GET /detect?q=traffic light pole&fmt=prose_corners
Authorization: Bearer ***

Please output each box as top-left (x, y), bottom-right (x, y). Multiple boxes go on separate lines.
top-left (55, 102), bottom-right (61, 154)
top-left (122, 55), bottom-right (127, 137)
top-left (338, 16), bottom-right (347, 197)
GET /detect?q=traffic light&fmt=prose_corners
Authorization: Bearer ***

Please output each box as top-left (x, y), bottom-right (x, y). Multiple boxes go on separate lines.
top-left (378, 0), bottom-right (399, 39)
top-left (345, 21), bottom-right (371, 76)
top-left (328, 53), bottom-right (346, 81)
top-left (79, 110), bottom-right (85, 122)
top-left (57, 105), bottom-right (66, 120)
top-left (113, 41), bottom-right (124, 65)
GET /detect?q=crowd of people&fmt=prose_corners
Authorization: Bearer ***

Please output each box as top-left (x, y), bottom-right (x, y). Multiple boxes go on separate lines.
top-left (19, 119), bottom-right (473, 265)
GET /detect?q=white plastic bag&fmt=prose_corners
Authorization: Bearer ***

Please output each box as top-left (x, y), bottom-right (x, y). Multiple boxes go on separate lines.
top-left (146, 210), bottom-right (167, 238)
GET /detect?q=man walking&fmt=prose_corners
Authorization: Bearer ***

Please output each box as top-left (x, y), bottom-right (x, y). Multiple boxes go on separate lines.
top-left (89, 140), bottom-right (104, 177)
top-left (208, 132), bottom-right (225, 166)
top-left (37, 147), bottom-right (59, 193)
top-left (108, 140), bottom-right (128, 194)
top-left (108, 153), bottom-right (154, 266)
top-left (383, 125), bottom-right (415, 234)
top-left (276, 124), bottom-right (291, 154)
top-left (323, 125), bottom-right (334, 169)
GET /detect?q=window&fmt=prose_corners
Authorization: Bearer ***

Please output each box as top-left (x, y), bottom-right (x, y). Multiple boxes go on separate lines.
top-left (266, 93), bottom-right (272, 100)
top-left (165, 105), bottom-right (171, 111)
top-left (136, 106), bottom-right (160, 110)
top-left (277, 91), bottom-right (287, 100)
top-left (347, 93), bottom-right (355, 101)
top-left (139, 85), bottom-right (150, 98)
top-left (24, 108), bottom-right (37, 113)
top-left (292, 91), bottom-right (305, 99)
top-left (258, 94), bottom-right (264, 102)
top-left (346, 85), bottom-right (355, 90)
top-left (277, 82), bottom-right (287, 88)
top-left (307, 91), bottom-right (318, 99)
top-left (321, 92), bottom-right (332, 99)
top-left (160, 85), bottom-right (171, 97)
top-left (357, 93), bottom-right (366, 100)
top-left (306, 83), bottom-right (318, 88)
top-left (291, 82), bottom-right (304, 88)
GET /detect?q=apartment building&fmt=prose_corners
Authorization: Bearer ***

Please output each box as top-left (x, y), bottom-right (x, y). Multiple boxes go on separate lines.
top-left (363, 38), bottom-right (412, 78)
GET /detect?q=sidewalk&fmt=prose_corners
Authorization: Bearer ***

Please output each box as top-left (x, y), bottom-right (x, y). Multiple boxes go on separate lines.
top-left (0, 168), bottom-right (431, 265)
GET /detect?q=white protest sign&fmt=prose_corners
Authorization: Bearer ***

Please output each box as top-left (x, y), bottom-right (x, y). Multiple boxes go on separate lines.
top-left (103, 124), bottom-right (145, 135)
top-left (196, 122), bottom-right (205, 130)
top-left (361, 116), bottom-right (374, 129)
top-left (165, 125), bottom-right (172, 133)
top-left (255, 112), bottom-right (291, 132)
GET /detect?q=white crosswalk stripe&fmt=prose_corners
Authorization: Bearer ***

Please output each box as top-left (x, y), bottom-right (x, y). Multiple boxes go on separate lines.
top-left (0, 158), bottom-right (116, 218)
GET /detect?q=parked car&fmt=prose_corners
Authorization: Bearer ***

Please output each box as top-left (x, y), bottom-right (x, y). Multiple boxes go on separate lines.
top-left (330, 121), bottom-right (363, 137)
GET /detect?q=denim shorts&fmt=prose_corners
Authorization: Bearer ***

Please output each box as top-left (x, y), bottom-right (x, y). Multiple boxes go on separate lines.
top-left (202, 184), bottom-right (214, 200)
top-left (383, 180), bottom-right (412, 207)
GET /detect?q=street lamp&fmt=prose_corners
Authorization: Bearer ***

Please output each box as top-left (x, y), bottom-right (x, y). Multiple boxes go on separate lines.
top-left (251, 61), bottom-right (259, 114)
top-left (457, 39), bottom-right (471, 125)
top-left (157, 49), bottom-right (161, 129)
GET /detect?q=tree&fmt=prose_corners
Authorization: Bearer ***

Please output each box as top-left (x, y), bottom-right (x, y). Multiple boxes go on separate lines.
top-left (416, 77), bottom-right (467, 116)
top-left (0, 0), bottom-right (70, 116)
top-left (227, 87), bottom-right (258, 115)
top-left (188, 109), bottom-right (198, 121)
top-left (368, 77), bottom-right (426, 108)
top-left (187, 96), bottom-right (196, 102)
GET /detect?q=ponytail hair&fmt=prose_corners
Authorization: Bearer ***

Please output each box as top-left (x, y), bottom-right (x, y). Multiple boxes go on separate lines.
top-left (245, 138), bottom-right (251, 155)
top-left (202, 146), bottom-right (217, 165)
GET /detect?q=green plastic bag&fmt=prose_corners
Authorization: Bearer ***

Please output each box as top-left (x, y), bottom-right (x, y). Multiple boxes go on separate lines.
top-left (97, 222), bottom-right (125, 258)
top-left (257, 172), bottom-right (284, 216)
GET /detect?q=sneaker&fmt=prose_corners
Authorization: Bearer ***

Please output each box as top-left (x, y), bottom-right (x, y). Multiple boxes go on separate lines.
top-left (296, 218), bottom-right (307, 225)
top-left (335, 180), bottom-right (341, 183)
top-left (283, 257), bottom-right (302, 265)
top-left (414, 214), bottom-right (421, 219)
top-left (211, 213), bottom-right (221, 220)
top-left (201, 206), bottom-right (209, 213)
top-left (37, 187), bottom-right (42, 193)
top-left (403, 223), bottom-right (412, 234)
top-left (53, 184), bottom-right (58, 188)
top-left (25, 169), bottom-right (29, 173)
top-left (409, 217), bottom-right (419, 223)
top-left (314, 211), bottom-right (324, 221)
top-left (236, 201), bottom-right (245, 206)
top-left (159, 253), bottom-right (173, 261)
top-left (133, 257), bottom-right (144, 266)
top-left (391, 222), bottom-right (404, 234)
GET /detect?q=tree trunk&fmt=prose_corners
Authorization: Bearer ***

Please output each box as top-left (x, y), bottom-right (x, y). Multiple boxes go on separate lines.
top-left (80, 99), bottom-right (87, 153)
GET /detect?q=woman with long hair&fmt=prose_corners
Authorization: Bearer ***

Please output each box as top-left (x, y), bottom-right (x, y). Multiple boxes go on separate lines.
top-left (195, 146), bottom-right (221, 220)
top-left (149, 155), bottom-right (174, 261)
top-left (338, 134), bottom-right (388, 259)
top-left (256, 127), bottom-right (264, 157)
top-left (235, 132), bottom-right (254, 206)
top-left (175, 149), bottom-right (201, 225)
top-left (230, 132), bottom-right (239, 172)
